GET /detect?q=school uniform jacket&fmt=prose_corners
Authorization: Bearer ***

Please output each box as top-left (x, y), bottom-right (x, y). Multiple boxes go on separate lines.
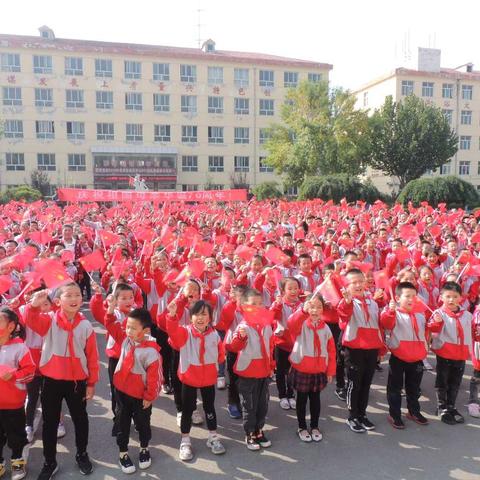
top-left (471, 308), bottom-right (480, 370)
top-left (18, 304), bottom-right (43, 373)
top-left (270, 299), bottom-right (302, 351)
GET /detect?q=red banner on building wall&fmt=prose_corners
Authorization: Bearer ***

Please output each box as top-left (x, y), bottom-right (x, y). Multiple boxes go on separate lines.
top-left (57, 188), bottom-right (248, 203)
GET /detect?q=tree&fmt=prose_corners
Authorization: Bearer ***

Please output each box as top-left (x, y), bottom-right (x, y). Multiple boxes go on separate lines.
top-left (252, 181), bottom-right (283, 200)
top-left (0, 186), bottom-right (42, 204)
top-left (30, 170), bottom-right (51, 197)
top-left (229, 172), bottom-right (249, 190)
top-left (265, 81), bottom-right (371, 187)
top-left (397, 176), bottom-right (479, 209)
top-left (367, 95), bottom-right (458, 190)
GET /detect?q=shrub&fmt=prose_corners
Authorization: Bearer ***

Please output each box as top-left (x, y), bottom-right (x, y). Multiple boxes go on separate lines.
top-left (252, 181), bottom-right (283, 200)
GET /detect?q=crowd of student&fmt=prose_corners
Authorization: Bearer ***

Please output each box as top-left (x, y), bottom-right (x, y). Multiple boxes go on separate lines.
top-left (0, 198), bottom-right (479, 480)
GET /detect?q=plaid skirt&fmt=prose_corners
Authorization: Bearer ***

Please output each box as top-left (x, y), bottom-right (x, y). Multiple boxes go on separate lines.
top-left (289, 368), bottom-right (328, 393)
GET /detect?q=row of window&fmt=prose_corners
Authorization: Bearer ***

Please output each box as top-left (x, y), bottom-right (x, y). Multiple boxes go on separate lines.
top-left (0, 53), bottom-right (323, 86)
top-left (401, 80), bottom-right (474, 100)
top-left (179, 155), bottom-right (273, 173)
top-left (436, 161), bottom-right (480, 177)
top-left (5, 153), bottom-right (85, 171)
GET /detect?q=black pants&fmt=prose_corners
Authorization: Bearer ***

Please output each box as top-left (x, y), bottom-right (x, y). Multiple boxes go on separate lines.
top-left (387, 355), bottom-right (423, 419)
top-left (345, 348), bottom-right (378, 420)
top-left (0, 408), bottom-right (27, 460)
top-left (115, 390), bottom-right (152, 452)
top-left (108, 357), bottom-right (119, 418)
top-left (327, 323), bottom-right (345, 390)
top-left (226, 352), bottom-right (240, 406)
top-left (171, 350), bottom-right (183, 412)
top-left (275, 347), bottom-right (294, 399)
top-left (154, 328), bottom-right (173, 388)
top-left (181, 384), bottom-right (216, 434)
top-left (25, 375), bottom-right (42, 427)
top-left (435, 355), bottom-right (465, 411)
top-left (41, 377), bottom-right (89, 464)
top-left (79, 271), bottom-right (91, 299)
top-left (237, 377), bottom-right (270, 435)
top-left (296, 391), bottom-right (321, 430)
top-left (469, 368), bottom-right (480, 404)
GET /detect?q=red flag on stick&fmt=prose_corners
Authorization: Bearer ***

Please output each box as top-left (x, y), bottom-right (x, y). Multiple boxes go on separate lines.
top-left (79, 250), bottom-right (106, 272)
top-left (34, 259), bottom-right (71, 289)
top-left (265, 247), bottom-right (289, 265)
top-left (174, 259), bottom-right (205, 286)
top-left (29, 231), bottom-right (53, 245)
top-left (240, 304), bottom-right (274, 327)
top-left (0, 275), bottom-right (13, 295)
top-left (316, 278), bottom-right (342, 307)
top-left (99, 230), bottom-right (121, 248)
top-left (234, 245), bottom-right (256, 262)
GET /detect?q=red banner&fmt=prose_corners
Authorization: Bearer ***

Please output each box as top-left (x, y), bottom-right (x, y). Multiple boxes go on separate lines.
top-left (57, 188), bottom-right (248, 203)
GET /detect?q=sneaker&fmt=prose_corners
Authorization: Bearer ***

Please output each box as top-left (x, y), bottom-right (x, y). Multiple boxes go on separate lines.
top-left (138, 448), bottom-right (151, 470)
top-left (179, 441), bottom-right (194, 461)
top-left (406, 412), bottom-right (429, 425)
top-left (297, 429), bottom-right (312, 442)
top-left (387, 415), bottom-right (406, 429)
top-left (191, 409), bottom-right (203, 425)
top-left (423, 358), bottom-right (433, 371)
top-left (119, 453), bottom-right (136, 474)
top-left (311, 428), bottom-right (323, 442)
top-left (359, 416), bottom-right (376, 431)
top-left (451, 409), bottom-right (465, 424)
top-left (288, 397), bottom-right (296, 409)
top-left (216, 376), bottom-right (226, 390)
top-left (255, 431), bottom-right (271, 448)
top-left (75, 452), bottom-right (93, 475)
top-left (227, 404), bottom-right (242, 419)
top-left (375, 363), bottom-right (383, 372)
top-left (161, 384), bottom-right (172, 395)
top-left (279, 398), bottom-right (290, 410)
top-left (245, 434), bottom-right (261, 451)
top-left (37, 462), bottom-right (59, 480)
top-left (440, 410), bottom-right (457, 425)
top-left (56, 422), bottom-right (66, 439)
top-left (206, 436), bottom-right (226, 455)
top-left (335, 388), bottom-right (347, 402)
top-left (11, 458), bottom-right (26, 480)
top-left (176, 412), bottom-right (182, 427)
top-left (468, 403), bottom-right (480, 418)
top-left (346, 418), bottom-right (366, 433)
top-left (25, 426), bottom-right (34, 443)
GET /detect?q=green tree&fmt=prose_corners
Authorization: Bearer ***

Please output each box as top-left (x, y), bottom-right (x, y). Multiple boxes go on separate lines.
top-left (252, 181), bottom-right (283, 200)
top-left (0, 186), bottom-right (42, 204)
top-left (367, 95), bottom-right (458, 190)
top-left (30, 170), bottom-right (52, 197)
top-left (265, 81), bottom-right (371, 187)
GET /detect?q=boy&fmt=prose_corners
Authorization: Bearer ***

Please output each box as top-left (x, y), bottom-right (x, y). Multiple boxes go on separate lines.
top-left (26, 283), bottom-right (99, 479)
top-left (337, 269), bottom-right (383, 433)
top-left (429, 281), bottom-right (473, 425)
top-left (295, 254), bottom-right (320, 294)
top-left (380, 282), bottom-right (429, 429)
top-left (105, 304), bottom-right (162, 474)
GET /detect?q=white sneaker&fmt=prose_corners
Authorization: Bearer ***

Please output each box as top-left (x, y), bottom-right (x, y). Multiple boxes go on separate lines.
top-left (192, 409), bottom-right (204, 425)
top-left (280, 398), bottom-right (290, 410)
top-left (206, 436), bottom-right (226, 455)
top-left (216, 376), bottom-right (226, 390)
top-left (57, 422), bottom-right (66, 439)
top-left (176, 412), bottom-right (182, 428)
top-left (179, 441), bottom-right (193, 461)
top-left (468, 403), bottom-right (480, 418)
top-left (288, 398), bottom-right (296, 409)
top-left (25, 426), bottom-right (34, 443)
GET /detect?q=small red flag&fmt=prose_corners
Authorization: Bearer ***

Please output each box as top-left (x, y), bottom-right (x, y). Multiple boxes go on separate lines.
top-left (350, 261), bottom-right (374, 273)
top-left (174, 259), bottom-right (205, 285)
top-left (34, 259), bottom-right (71, 289)
top-left (317, 278), bottom-right (342, 307)
top-left (194, 240), bottom-right (214, 257)
top-left (395, 247), bottom-right (411, 263)
top-left (400, 224), bottom-right (417, 240)
top-left (374, 270), bottom-right (391, 291)
top-left (79, 250), bottom-right (106, 272)
top-left (428, 225), bottom-right (442, 238)
top-left (0, 275), bottom-right (13, 295)
top-left (29, 231), bottom-right (53, 245)
top-left (265, 247), bottom-right (289, 265)
top-left (234, 245), bottom-right (256, 262)
top-left (240, 305), bottom-right (274, 327)
top-left (471, 232), bottom-right (480, 244)
top-left (99, 230), bottom-right (121, 248)
top-left (61, 250), bottom-right (74, 263)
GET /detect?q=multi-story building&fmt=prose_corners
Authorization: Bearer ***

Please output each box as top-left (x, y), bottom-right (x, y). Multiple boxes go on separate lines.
top-left (0, 26), bottom-right (331, 193)
top-left (354, 47), bottom-right (479, 193)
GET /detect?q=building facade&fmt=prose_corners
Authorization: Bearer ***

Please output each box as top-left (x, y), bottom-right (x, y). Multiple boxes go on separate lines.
top-left (354, 48), bottom-right (480, 193)
top-left (0, 26), bottom-right (331, 193)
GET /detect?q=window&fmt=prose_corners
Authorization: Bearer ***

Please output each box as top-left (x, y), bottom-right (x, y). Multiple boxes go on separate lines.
top-left (36, 120), bottom-right (55, 139)
top-left (234, 68), bottom-right (249, 87)
top-left (442, 83), bottom-right (453, 99)
top-left (2, 87), bottom-right (22, 106)
top-left (401, 80), bottom-right (414, 96)
top-left (208, 126), bottom-right (224, 144)
top-left (34, 88), bottom-right (53, 107)
top-left (181, 125), bottom-right (197, 143)
top-left (462, 85), bottom-right (473, 100)
top-left (259, 70), bottom-right (274, 87)
top-left (461, 110), bottom-right (472, 125)
top-left (6, 153), bottom-right (24, 171)
top-left (459, 161), bottom-right (470, 175)
top-left (207, 184), bottom-right (224, 190)
top-left (66, 89), bottom-right (84, 108)
top-left (182, 155), bottom-right (198, 172)
top-left (180, 64), bottom-right (196, 83)
top-left (208, 156), bottom-right (224, 172)
top-left (208, 96), bottom-right (224, 114)
top-left (234, 127), bottom-right (249, 144)
top-left (153, 63), bottom-right (170, 81)
top-left (259, 128), bottom-right (271, 144)
top-left (181, 95), bottom-right (197, 114)
top-left (286, 186), bottom-right (298, 197)
top-left (182, 184), bottom-right (198, 191)
top-left (124, 60), bottom-right (141, 79)
top-left (308, 73), bottom-right (322, 83)
top-left (440, 162), bottom-right (451, 175)
top-left (95, 59), bottom-right (112, 77)
top-left (126, 123), bottom-right (143, 142)
top-left (96, 123), bottom-right (114, 141)
top-left (68, 153), bottom-right (86, 171)
top-left (284, 71), bottom-right (298, 88)
top-left (259, 99), bottom-right (274, 116)
top-left (234, 98), bottom-right (249, 115)
top-left (422, 82), bottom-right (434, 97)
top-left (234, 156), bottom-right (250, 172)
top-left (460, 135), bottom-right (471, 150)
top-left (125, 92), bottom-right (143, 111)
top-left (443, 109), bottom-right (453, 125)
top-left (259, 157), bottom-right (274, 173)
top-left (154, 124), bottom-right (171, 142)
top-left (66, 121), bottom-right (85, 140)
top-left (37, 153), bottom-right (56, 171)
top-left (153, 94), bottom-right (170, 112)
top-left (33, 55), bottom-right (52, 74)
top-left (1, 53), bottom-right (20, 72)
top-left (96, 91), bottom-right (113, 109)
top-left (208, 66), bottom-right (223, 84)
top-left (65, 57), bottom-right (83, 76)
top-left (3, 120), bottom-right (23, 138)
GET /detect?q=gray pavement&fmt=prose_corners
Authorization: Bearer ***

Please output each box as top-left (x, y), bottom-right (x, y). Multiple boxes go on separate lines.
top-left (22, 307), bottom-right (480, 480)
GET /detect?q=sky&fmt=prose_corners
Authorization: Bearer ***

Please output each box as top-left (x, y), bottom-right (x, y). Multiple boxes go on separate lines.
top-left (2, 0), bottom-right (480, 90)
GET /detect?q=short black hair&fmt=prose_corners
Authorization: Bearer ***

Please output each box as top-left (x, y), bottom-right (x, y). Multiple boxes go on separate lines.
top-left (241, 288), bottom-right (262, 302)
top-left (345, 268), bottom-right (364, 277)
top-left (0, 308), bottom-right (23, 339)
top-left (279, 277), bottom-right (300, 292)
top-left (189, 300), bottom-right (213, 319)
top-left (298, 253), bottom-right (312, 262)
top-left (114, 283), bottom-right (134, 298)
top-left (440, 281), bottom-right (462, 296)
top-left (395, 281), bottom-right (417, 296)
top-left (128, 308), bottom-right (152, 329)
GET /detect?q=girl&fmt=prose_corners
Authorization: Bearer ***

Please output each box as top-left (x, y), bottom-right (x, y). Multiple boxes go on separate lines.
top-left (287, 294), bottom-right (336, 442)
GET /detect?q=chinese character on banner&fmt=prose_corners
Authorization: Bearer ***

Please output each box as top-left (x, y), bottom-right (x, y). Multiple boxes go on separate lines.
top-left (101, 80), bottom-right (109, 88)
top-left (212, 86), bottom-right (220, 95)
top-left (264, 89), bottom-right (271, 97)
top-left (185, 84), bottom-right (193, 92)
top-left (7, 75), bottom-right (16, 84)
top-left (158, 82), bottom-right (165, 91)
top-left (238, 87), bottom-right (245, 96)
top-left (39, 77), bottom-right (47, 86)
top-left (70, 78), bottom-right (78, 87)
top-left (130, 81), bottom-right (137, 90)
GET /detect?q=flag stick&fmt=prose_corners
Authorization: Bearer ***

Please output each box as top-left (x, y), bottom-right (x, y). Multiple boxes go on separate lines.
top-left (457, 262), bottom-right (469, 283)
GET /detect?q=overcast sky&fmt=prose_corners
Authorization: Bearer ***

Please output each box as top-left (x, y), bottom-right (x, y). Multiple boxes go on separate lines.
top-left (2, 0), bottom-right (480, 89)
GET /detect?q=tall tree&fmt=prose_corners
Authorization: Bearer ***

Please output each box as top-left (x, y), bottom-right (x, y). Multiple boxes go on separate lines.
top-left (30, 170), bottom-right (51, 197)
top-left (265, 81), bottom-right (371, 187)
top-left (367, 95), bottom-right (458, 190)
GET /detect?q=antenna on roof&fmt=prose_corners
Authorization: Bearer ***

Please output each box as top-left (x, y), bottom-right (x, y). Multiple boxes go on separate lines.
top-left (196, 7), bottom-right (204, 48)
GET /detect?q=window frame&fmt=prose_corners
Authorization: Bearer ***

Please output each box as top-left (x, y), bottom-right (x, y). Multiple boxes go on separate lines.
top-left (181, 155), bottom-right (198, 172)
top-left (95, 58), bottom-right (113, 78)
top-left (125, 92), bottom-right (143, 111)
top-left (1, 53), bottom-right (20, 72)
top-left (37, 153), bottom-right (56, 171)
top-left (33, 55), bottom-right (52, 74)
top-left (6, 152), bottom-right (25, 171)
top-left (234, 127), bottom-right (249, 144)
top-left (208, 126), bottom-right (224, 144)
top-left (68, 153), bottom-right (86, 171)
top-left (96, 91), bottom-right (113, 109)
top-left (259, 70), bottom-right (274, 87)
top-left (181, 125), bottom-right (198, 143)
top-left (208, 155), bottom-right (224, 172)
top-left (2, 87), bottom-right (22, 106)
top-left (35, 120), bottom-right (55, 140)
top-left (154, 124), bottom-right (171, 142)
top-left (125, 123), bottom-right (143, 142)
top-left (180, 64), bottom-right (197, 83)
top-left (153, 63), bottom-right (170, 81)
top-left (208, 96), bottom-right (224, 114)
top-left (234, 68), bottom-right (249, 87)
top-left (66, 121), bottom-right (85, 140)
top-left (65, 57), bottom-right (83, 76)
top-left (259, 98), bottom-right (274, 116)
top-left (234, 155), bottom-right (250, 172)
top-left (96, 122), bottom-right (114, 141)
top-left (66, 89), bottom-right (84, 109)
top-left (124, 60), bottom-right (142, 79)
top-left (3, 119), bottom-right (23, 138)
top-left (34, 88), bottom-right (53, 107)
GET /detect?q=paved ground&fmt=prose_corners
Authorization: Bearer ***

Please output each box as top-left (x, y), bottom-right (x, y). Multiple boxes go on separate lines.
top-left (21, 307), bottom-right (480, 480)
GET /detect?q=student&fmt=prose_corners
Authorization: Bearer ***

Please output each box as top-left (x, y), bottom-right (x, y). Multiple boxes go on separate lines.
top-left (468, 304), bottom-right (480, 418)
top-left (105, 306), bottom-right (161, 474)
top-left (0, 308), bottom-right (35, 480)
top-left (167, 300), bottom-right (225, 461)
top-left (287, 294), bottom-right (336, 442)
top-left (26, 283), bottom-right (99, 479)
top-left (429, 281), bottom-right (473, 425)
top-left (380, 282), bottom-right (429, 429)
top-left (295, 254), bottom-right (320, 294)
